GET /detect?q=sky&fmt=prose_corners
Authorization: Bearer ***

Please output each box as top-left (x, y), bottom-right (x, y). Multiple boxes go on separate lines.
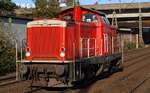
top-left (12, 0), bottom-right (150, 8)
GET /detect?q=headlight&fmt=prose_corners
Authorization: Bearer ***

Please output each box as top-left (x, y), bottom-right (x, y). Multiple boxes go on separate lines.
top-left (60, 51), bottom-right (65, 57)
top-left (26, 52), bottom-right (31, 57)
top-left (60, 47), bottom-right (65, 57)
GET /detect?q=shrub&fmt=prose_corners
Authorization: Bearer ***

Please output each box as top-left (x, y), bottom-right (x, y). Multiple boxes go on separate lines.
top-left (124, 42), bottom-right (136, 50)
top-left (0, 22), bottom-right (16, 75)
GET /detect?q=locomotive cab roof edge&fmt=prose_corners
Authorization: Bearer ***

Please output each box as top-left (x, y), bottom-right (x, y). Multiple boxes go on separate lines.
top-left (60, 6), bottom-right (106, 17)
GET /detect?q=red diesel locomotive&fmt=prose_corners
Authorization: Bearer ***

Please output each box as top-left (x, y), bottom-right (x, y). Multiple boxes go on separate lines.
top-left (19, 6), bottom-right (121, 87)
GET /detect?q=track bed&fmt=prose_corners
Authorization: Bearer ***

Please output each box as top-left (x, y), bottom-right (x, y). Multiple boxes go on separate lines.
top-left (0, 47), bottom-right (150, 93)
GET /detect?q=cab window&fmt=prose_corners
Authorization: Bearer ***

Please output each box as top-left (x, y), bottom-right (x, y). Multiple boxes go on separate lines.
top-left (102, 16), bottom-right (110, 24)
top-left (82, 13), bottom-right (98, 23)
top-left (63, 14), bottom-right (73, 21)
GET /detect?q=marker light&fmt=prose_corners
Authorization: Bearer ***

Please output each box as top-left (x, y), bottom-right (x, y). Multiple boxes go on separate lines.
top-left (60, 51), bottom-right (65, 57)
top-left (26, 52), bottom-right (31, 57)
top-left (60, 48), bottom-right (65, 57)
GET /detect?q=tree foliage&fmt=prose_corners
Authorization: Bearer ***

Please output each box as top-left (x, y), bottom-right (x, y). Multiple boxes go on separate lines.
top-left (0, 21), bottom-right (16, 75)
top-left (65, 0), bottom-right (79, 6)
top-left (65, 0), bottom-right (74, 6)
top-left (33, 0), bottom-right (60, 18)
top-left (0, 0), bottom-right (17, 15)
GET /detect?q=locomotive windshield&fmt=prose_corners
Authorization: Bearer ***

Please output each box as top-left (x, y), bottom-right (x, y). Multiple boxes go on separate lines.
top-left (63, 13), bottom-right (73, 21)
top-left (82, 13), bottom-right (98, 23)
top-left (101, 16), bottom-right (110, 24)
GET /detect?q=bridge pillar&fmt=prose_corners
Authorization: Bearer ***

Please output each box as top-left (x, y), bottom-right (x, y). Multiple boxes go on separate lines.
top-left (138, 2), bottom-right (144, 48)
top-left (136, 34), bottom-right (139, 48)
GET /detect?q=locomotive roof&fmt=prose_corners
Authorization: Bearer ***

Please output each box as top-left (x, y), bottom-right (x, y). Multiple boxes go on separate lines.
top-left (60, 6), bottom-right (106, 17)
top-left (27, 19), bottom-right (66, 27)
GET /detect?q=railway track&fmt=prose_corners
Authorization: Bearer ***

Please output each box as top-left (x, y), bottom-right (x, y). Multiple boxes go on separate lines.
top-left (94, 47), bottom-right (150, 93)
top-left (123, 51), bottom-right (150, 68)
top-left (0, 74), bottom-right (17, 86)
top-left (120, 54), bottom-right (150, 81)
top-left (123, 47), bottom-right (150, 62)
top-left (23, 47), bottom-right (150, 93)
top-left (66, 47), bottom-right (150, 93)
top-left (24, 48), bottom-right (150, 93)
top-left (51, 47), bottom-right (150, 93)
top-left (24, 86), bottom-right (42, 93)
top-left (0, 80), bottom-right (18, 87)
top-left (129, 75), bottom-right (150, 93)
top-left (0, 47), bottom-right (150, 93)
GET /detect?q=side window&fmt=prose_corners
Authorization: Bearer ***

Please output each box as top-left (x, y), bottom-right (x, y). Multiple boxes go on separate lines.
top-left (63, 14), bottom-right (73, 21)
top-left (102, 16), bottom-right (106, 24)
top-left (82, 13), bottom-right (98, 23)
top-left (102, 16), bottom-right (110, 24)
top-left (105, 17), bottom-right (110, 24)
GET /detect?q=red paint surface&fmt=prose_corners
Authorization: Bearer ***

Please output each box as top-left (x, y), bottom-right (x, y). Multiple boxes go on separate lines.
top-left (26, 6), bottom-right (118, 62)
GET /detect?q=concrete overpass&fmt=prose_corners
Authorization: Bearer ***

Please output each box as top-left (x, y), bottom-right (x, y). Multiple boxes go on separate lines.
top-left (84, 2), bottom-right (150, 28)
top-left (107, 13), bottom-right (150, 18)
top-left (84, 2), bottom-right (150, 14)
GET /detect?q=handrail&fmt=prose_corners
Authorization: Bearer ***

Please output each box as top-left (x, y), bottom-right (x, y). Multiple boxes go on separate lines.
top-left (80, 38), bottom-right (97, 58)
top-left (15, 40), bottom-right (18, 62)
top-left (15, 39), bottom-right (26, 80)
top-left (15, 40), bottom-right (19, 81)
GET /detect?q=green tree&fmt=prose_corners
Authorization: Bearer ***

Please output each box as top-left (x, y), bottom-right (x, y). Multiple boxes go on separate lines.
top-left (66, 0), bottom-right (74, 6)
top-left (65, 0), bottom-right (79, 6)
top-left (0, 21), bottom-right (16, 75)
top-left (0, 0), bottom-right (17, 15)
top-left (33, 0), bottom-right (60, 18)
